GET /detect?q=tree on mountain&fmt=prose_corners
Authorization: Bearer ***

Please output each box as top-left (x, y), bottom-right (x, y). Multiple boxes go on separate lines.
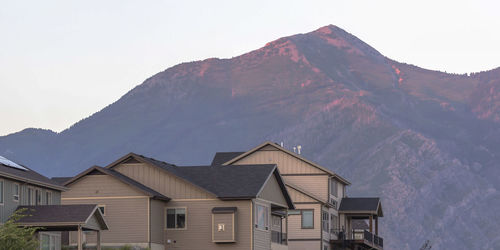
top-left (419, 239), bottom-right (432, 250)
top-left (0, 208), bottom-right (40, 250)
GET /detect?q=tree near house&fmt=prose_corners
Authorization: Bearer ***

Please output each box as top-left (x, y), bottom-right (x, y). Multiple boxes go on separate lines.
top-left (0, 208), bottom-right (40, 250)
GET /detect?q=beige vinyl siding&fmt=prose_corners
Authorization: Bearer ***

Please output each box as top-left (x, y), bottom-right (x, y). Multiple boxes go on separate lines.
top-left (63, 175), bottom-right (145, 198)
top-left (287, 187), bottom-right (317, 203)
top-left (65, 197), bottom-right (149, 245)
top-left (150, 199), bottom-right (167, 245)
top-left (288, 240), bottom-right (321, 250)
top-left (232, 150), bottom-right (324, 175)
top-left (288, 203), bottom-right (322, 240)
top-left (164, 200), bottom-right (252, 250)
top-left (253, 200), bottom-right (271, 250)
top-left (257, 175), bottom-right (287, 207)
top-left (114, 163), bottom-right (215, 199)
top-left (284, 175), bottom-right (329, 202)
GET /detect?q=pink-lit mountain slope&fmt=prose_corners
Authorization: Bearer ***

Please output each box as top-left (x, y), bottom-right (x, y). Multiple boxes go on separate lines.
top-left (1, 25), bottom-right (500, 249)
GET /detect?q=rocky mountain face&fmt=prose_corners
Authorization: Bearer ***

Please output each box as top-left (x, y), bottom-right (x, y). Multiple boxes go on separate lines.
top-left (1, 25), bottom-right (499, 249)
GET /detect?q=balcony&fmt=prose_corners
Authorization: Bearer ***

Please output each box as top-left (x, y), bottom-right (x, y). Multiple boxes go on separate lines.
top-left (271, 230), bottom-right (287, 245)
top-left (331, 229), bottom-right (383, 249)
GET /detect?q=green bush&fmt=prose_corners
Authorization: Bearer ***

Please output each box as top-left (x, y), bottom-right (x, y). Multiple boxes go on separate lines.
top-left (0, 208), bottom-right (40, 250)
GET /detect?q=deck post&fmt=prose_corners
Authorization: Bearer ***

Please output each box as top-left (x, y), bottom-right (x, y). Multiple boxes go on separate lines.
top-left (97, 230), bottom-right (101, 250)
top-left (286, 209), bottom-right (289, 245)
top-left (77, 225), bottom-right (82, 250)
top-left (369, 215), bottom-right (373, 233)
top-left (375, 216), bottom-right (378, 236)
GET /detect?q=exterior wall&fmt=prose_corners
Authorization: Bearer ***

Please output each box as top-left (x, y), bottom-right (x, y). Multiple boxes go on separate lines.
top-left (287, 187), bottom-right (316, 203)
top-left (288, 203), bottom-right (322, 241)
top-left (114, 163), bottom-right (215, 199)
top-left (254, 199), bottom-right (271, 250)
top-left (164, 199), bottom-right (252, 250)
top-left (150, 199), bottom-right (167, 246)
top-left (0, 177), bottom-right (61, 223)
top-left (283, 175), bottom-right (329, 202)
top-left (258, 174), bottom-right (288, 207)
top-left (288, 240), bottom-right (321, 250)
top-left (62, 174), bottom-right (150, 246)
top-left (232, 149), bottom-right (324, 175)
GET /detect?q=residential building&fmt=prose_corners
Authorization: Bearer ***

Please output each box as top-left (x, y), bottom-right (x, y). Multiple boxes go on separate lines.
top-left (212, 141), bottom-right (384, 250)
top-left (0, 155), bottom-right (108, 250)
top-left (61, 153), bottom-right (294, 250)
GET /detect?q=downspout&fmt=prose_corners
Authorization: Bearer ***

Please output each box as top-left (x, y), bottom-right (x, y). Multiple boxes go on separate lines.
top-left (251, 199), bottom-right (254, 250)
top-left (148, 198), bottom-right (151, 249)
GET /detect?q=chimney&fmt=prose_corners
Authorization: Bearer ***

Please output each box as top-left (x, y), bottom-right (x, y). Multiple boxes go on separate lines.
top-left (297, 145), bottom-right (302, 154)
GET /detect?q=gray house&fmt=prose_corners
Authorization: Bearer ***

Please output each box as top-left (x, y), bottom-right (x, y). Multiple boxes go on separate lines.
top-left (0, 155), bottom-right (108, 250)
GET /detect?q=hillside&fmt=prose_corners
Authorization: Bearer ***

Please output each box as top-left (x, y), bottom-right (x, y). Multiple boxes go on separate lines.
top-left (1, 25), bottom-right (499, 249)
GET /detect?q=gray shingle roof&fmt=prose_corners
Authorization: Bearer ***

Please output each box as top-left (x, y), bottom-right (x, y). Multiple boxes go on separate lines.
top-left (17, 204), bottom-right (97, 224)
top-left (51, 177), bottom-right (72, 185)
top-left (210, 152), bottom-right (245, 166)
top-left (339, 198), bottom-right (381, 214)
top-left (0, 162), bottom-right (66, 191)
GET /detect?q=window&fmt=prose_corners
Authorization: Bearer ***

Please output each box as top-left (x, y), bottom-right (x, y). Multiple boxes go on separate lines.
top-left (98, 205), bottom-right (106, 216)
top-left (45, 191), bottom-right (52, 205)
top-left (36, 189), bottom-right (42, 205)
top-left (13, 183), bottom-right (19, 202)
top-left (322, 211), bottom-right (329, 232)
top-left (331, 214), bottom-right (338, 231)
top-left (28, 188), bottom-right (34, 205)
top-left (255, 204), bottom-right (268, 230)
top-left (301, 210), bottom-right (314, 229)
top-left (330, 179), bottom-right (338, 197)
top-left (0, 180), bottom-right (3, 204)
top-left (166, 208), bottom-right (186, 229)
top-left (324, 246), bottom-right (329, 250)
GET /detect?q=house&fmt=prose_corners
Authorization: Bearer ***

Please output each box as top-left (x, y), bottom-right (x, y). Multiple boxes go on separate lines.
top-left (61, 153), bottom-right (294, 250)
top-left (212, 141), bottom-right (384, 250)
top-left (0, 155), bottom-right (108, 250)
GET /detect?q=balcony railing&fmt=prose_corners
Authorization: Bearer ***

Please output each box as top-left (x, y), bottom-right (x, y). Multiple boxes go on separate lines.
top-left (332, 229), bottom-right (383, 248)
top-left (271, 230), bottom-right (287, 245)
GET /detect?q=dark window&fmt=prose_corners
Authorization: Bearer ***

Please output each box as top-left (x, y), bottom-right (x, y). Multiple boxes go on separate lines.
top-left (301, 210), bottom-right (314, 229)
top-left (330, 179), bottom-right (338, 197)
top-left (331, 214), bottom-right (338, 231)
top-left (28, 188), bottom-right (34, 205)
top-left (166, 208), bottom-right (186, 229)
top-left (13, 183), bottom-right (19, 202)
top-left (36, 189), bottom-right (41, 205)
top-left (45, 191), bottom-right (52, 205)
top-left (0, 180), bottom-right (3, 204)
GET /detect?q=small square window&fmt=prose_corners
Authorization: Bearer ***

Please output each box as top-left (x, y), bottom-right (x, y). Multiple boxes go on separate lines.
top-left (13, 183), bottom-right (19, 202)
top-left (166, 208), bottom-right (186, 229)
top-left (301, 210), bottom-right (314, 229)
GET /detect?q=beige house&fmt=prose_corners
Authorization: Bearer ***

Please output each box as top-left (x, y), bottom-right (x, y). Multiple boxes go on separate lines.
top-left (60, 153), bottom-right (294, 250)
top-left (213, 141), bottom-right (384, 250)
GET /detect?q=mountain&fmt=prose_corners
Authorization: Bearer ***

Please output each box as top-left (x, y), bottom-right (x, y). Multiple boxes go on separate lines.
top-left (1, 25), bottom-right (500, 249)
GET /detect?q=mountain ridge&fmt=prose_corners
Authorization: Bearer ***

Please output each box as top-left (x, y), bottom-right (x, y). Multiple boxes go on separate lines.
top-left (1, 25), bottom-right (500, 249)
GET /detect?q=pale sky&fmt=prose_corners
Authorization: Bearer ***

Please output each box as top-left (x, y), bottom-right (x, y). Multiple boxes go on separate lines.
top-left (1, 0), bottom-right (499, 136)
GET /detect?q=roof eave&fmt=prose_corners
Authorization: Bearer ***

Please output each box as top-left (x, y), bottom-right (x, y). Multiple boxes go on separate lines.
top-left (0, 172), bottom-right (68, 191)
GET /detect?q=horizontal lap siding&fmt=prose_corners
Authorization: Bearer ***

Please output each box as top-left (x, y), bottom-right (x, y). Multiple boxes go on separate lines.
top-left (164, 200), bottom-right (251, 250)
top-left (283, 176), bottom-right (328, 202)
top-left (64, 197), bottom-right (149, 244)
top-left (287, 187), bottom-right (316, 203)
top-left (63, 175), bottom-right (144, 198)
top-left (115, 163), bottom-right (214, 199)
top-left (288, 240), bottom-right (321, 250)
top-left (288, 204), bottom-right (321, 240)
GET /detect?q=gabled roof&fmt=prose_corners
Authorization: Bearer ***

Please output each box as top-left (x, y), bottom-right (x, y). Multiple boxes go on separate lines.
top-left (51, 177), bottom-right (72, 185)
top-left (221, 141), bottom-right (351, 185)
top-left (211, 152), bottom-right (245, 166)
top-left (16, 204), bottom-right (108, 230)
top-left (0, 157), bottom-right (66, 191)
top-left (64, 166), bottom-right (170, 201)
top-left (105, 152), bottom-right (294, 208)
top-left (338, 197), bottom-right (383, 217)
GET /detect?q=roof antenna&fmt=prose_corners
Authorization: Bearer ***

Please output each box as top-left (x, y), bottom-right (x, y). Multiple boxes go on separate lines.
top-left (297, 145), bottom-right (302, 154)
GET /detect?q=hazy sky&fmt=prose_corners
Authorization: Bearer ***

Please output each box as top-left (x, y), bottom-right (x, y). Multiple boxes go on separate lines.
top-left (1, 0), bottom-right (499, 136)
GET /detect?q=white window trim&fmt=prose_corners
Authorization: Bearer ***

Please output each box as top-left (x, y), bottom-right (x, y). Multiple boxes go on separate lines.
top-left (165, 207), bottom-right (187, 230)
top-left (13, 183), bottom-right (19, 202)
top-left (255, 202), bottom-right (269, 231)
